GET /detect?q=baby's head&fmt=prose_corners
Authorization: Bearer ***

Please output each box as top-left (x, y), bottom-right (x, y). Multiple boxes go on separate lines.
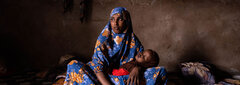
top-left (135, 49), bottom-right (159, 68)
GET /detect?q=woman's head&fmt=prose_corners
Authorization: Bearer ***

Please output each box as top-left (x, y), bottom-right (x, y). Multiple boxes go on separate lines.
top-left (109, 7), bottom-right (131, 34)
top-left (135, 49), bottom-right (159, 68)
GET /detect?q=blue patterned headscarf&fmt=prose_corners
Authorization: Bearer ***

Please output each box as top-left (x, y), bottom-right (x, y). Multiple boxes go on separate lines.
top-left (110, 7), bottom-right (127, 17)
top-left (88, 7), bottom-right (144, 73)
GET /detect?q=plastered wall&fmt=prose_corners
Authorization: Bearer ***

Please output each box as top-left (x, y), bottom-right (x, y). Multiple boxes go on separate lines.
top-left (1, 0), bottom-right (240, 73)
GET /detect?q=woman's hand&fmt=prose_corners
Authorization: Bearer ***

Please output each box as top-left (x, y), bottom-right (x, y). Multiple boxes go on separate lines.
top-left (126, 66), bottom-right (141, 85)
top-left (96, 71), bottom-right (112, 85)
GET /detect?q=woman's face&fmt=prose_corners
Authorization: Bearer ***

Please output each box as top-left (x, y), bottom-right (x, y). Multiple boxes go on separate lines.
top-left (110, 13), bottom-right (125, 34)
top-left (135, 50), bottom-right (152, 63)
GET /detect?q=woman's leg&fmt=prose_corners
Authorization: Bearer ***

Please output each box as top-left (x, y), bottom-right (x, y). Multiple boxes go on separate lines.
top-left (144, 67), bottom-right (167, 85)
top-left (64, 60), bottom-right (96, 85)
top-left (108, 67), bottom-right (167, 85)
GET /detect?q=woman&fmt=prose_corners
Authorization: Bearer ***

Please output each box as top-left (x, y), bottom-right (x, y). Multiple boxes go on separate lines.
top-left (64, 7), bottom-right (167, 85)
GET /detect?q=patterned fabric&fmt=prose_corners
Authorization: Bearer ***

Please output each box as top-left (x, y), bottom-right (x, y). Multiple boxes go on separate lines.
top-left (181, 62), bottom-right (215, 84)
top-left (64, 60), bottom-right (167, 85)
top-left (110, 67), bottom-right (167, 85)
top-left (64, 7), bottom-right (167, 85)
top-left (112, 68), bottom-right (129, 76)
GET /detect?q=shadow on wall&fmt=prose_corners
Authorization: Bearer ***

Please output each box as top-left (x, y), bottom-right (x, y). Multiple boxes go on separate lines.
top-left (0, 35), bottom-right (31, 70)
top-left (63, 0), bottom-right (93, 23)
top-left (0, 0), bottom-right (94, 70)
top-left (0, 0), bottom-right (240, 75)
top-left (177, 42), bottom-right (233, 83)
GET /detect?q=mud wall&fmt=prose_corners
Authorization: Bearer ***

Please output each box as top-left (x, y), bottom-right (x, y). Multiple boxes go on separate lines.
top-left (1, 0), bottom-right (240, 73)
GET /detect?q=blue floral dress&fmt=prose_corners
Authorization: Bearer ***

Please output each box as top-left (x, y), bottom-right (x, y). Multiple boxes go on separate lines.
top-left (64, 7), bottom-right (167, 85)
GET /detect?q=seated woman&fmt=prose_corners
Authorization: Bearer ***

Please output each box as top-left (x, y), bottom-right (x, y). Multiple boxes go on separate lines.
top-left (64, 7), bottom-right (167, 85)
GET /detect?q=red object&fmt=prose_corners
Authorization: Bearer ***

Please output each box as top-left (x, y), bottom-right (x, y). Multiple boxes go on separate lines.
top-left (112, 68), bottom-right (129, 76)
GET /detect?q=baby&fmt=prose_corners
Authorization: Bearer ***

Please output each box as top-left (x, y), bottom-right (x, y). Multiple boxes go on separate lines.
top-left (100, 43), bottom-right (159, 84)
top-left (111, 49), bottom-right (159, 76)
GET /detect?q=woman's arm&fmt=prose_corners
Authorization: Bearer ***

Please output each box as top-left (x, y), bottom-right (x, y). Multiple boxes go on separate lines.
top-left (96, 42), bottom-right (112, 85)
top-left (126, 66), bottom-right (141, 85)
top-left (96, 71), bottom-right (112, 85)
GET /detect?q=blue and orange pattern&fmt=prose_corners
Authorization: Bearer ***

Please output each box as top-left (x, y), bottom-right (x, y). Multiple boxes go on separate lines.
top-left (64, 7), bottom-right (167, 85)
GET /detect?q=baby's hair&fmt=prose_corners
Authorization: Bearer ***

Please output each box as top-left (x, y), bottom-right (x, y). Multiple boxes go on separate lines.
top-left (147, 49), bottom-right (159, 66)
top-left (139, 49), bottom-right (159, 68)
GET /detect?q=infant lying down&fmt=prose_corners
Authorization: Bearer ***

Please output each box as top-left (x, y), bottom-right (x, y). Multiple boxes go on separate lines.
top-left (111, 49), bottom-right (159, 84)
